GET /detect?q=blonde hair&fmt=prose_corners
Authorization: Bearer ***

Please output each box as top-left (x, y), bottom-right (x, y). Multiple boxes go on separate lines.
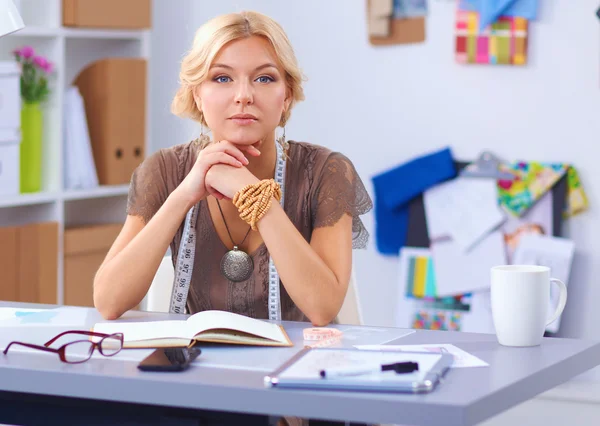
top-left (171, 11), bottom-right (305, 127)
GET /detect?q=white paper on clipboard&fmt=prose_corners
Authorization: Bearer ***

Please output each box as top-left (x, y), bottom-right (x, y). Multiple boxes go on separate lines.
top-left (264, 348), bottom-right (454, 393)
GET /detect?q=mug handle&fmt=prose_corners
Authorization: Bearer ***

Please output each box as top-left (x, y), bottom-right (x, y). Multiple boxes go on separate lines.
top-left (546, 278), bottom-right (568, 326)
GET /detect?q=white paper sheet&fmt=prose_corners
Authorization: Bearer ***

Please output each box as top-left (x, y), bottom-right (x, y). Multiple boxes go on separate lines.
top-left (430, 230), bottom-right (507, 296)
top-left (424, 177), bottom-right (506, 253)
top-left (512, 233), bottom-right (575, 333)
top-left (0, 308), bottom-right (46, 322)
top-left (355, 343), bottom-right (488, 368)
top-left (278, 349), bottom-right (442, 382)
top-left (0, 306), bottom-right (90, 327)
top-left (423, 177), bottom-right (507, 296)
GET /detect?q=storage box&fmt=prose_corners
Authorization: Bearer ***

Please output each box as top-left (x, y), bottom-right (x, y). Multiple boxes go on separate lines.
top-left (16, 222), bottom-right (58, 304)
top-left (0, 129), bottom-right (20, 196)
top-left (73, 58), bottom-right (146, 185)
top-left (62, 0), bottom-right (151, 29)
top-left (0, 62), bottom-right (21, 129)
top-left (0, 226), bottom-right (18, 302)
top-left (64, 223), bottom-right (122, 307)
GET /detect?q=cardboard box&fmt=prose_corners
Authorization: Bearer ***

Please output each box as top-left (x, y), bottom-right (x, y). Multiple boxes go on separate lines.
top-left (17, 222), bottom-right (58, 304)
top-left (0, 226), bottom-right (18, 302)
top-left (64, 224), bottom-right (122, 307)
top-left (73, 58), bottom-right (147, 185)
top-left (63, 0), bottom-right (151, 29)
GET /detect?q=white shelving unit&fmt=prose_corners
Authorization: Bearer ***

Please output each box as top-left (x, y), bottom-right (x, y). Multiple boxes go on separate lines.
top-left (0, 0), bottom-right (151, 304)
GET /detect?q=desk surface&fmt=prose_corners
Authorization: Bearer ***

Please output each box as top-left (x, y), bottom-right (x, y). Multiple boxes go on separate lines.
top-left (1, 302), bottom-right (599, 426)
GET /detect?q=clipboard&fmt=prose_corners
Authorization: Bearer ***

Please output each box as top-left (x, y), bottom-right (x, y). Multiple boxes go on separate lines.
top-left (264, 348), bottom-right (453, 394)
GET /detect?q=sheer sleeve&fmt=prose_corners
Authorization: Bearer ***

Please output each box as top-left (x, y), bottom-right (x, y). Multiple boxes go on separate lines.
top-left (311, 152), bottom-right (373, 249)
top-left (126, 149), bottom-right (171, 224)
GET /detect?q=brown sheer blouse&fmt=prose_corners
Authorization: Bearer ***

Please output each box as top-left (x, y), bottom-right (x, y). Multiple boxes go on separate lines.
top-left (126, 140), bottom-right (373, 322)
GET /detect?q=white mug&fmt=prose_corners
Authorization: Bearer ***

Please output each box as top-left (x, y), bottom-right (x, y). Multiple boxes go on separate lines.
top-left (490, 265), bottom-right (567, 347)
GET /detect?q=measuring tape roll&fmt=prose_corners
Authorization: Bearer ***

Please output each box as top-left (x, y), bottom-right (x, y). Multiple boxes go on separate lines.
top-left (169, 142), bottom-right (286, 320)
top-left (303, 327), bottom-right (343, 341)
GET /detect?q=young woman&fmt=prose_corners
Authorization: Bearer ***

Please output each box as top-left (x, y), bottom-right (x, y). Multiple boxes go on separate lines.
top-left (93, 10), bottom-right (371, 329)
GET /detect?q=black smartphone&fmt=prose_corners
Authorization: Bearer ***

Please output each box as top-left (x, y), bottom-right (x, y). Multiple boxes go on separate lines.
top-left (137, 347), bottom-right (201, 372)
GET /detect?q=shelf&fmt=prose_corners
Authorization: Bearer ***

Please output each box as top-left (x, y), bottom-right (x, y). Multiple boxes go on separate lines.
top-left (0, 192), bottom-right (57, 208)
top-left (13, 26), bottom-right (147, 40)
top-left (62, 185), bottom-right (130, 201)
top-left (62, 27), bottom-right (148, 40)
top-left (0, 185), bottom-right (130, 207)
top-left (13, 26), bottom-right (60, 37)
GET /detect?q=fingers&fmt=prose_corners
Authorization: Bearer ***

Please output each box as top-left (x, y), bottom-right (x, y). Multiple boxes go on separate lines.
top-left (243, 145), bottom-right (262, 156)
top-left (205, 141), bottom-right (250, 165)
top-left (215, 140), bottom-right (261, 157)
top-left (222, 147), bottom-right (250, 165)
top-left (204, 152), bottom-right (244, 168)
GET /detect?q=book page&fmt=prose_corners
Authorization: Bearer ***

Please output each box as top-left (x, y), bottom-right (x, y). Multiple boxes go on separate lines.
top-left (186, 310), bottom-right (287, 343)
top-left (93, 320), bottom-right (189, 342)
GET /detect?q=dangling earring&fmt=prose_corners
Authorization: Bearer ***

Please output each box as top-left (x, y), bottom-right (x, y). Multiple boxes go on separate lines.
top-left (276, 115), bottom-right (289, 160)
top-left (197, 111), bottom-right (211, 146)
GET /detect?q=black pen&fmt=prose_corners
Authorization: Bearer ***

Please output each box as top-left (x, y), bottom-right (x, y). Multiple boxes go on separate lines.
top-left (319, 361), bottom-right (419, 379)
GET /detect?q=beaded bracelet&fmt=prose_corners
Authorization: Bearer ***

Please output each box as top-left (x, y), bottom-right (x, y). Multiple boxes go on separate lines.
top-left (233, 179), bottom-right (282, 230)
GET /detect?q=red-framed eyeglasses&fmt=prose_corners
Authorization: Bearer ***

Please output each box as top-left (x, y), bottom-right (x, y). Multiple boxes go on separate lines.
top-left (2, 330), bottom-right (124, 364)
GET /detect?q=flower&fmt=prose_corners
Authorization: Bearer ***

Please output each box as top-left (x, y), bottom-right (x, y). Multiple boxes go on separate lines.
top-left (33, 55), bottom-right (52, 73)
top-left (12, 46), bottom-right (53, 104)
top-left (14, 45), bottom-right (34, 59)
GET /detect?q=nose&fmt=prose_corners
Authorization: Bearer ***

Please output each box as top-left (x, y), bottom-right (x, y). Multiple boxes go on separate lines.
top-left (234, 80), bottom-right (253, 105)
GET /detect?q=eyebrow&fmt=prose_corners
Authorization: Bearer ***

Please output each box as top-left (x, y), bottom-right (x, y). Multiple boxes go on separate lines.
top-left (210, 63), bottom-right (279, 72)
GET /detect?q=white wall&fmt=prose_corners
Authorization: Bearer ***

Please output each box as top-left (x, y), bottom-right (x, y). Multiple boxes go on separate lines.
top-left (150, 0), bottom-right (600, 365)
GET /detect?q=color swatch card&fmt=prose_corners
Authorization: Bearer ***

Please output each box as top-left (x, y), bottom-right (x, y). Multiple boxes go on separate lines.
top-left (455, 8), bottom-right (528, 65)
top-left (399, 247), bottom-right (436, 299)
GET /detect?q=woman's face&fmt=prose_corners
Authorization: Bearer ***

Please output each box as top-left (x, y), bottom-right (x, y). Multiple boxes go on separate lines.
top-left (196, 35), bottom-right (290, 147)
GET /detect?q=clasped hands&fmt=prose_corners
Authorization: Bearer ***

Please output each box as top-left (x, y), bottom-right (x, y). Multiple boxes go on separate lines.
top-left (178, 140), bottom-right (262, 206)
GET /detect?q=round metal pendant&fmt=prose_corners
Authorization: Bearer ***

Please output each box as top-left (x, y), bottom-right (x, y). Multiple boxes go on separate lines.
top-left (220, 247), bottom-right (254, 282)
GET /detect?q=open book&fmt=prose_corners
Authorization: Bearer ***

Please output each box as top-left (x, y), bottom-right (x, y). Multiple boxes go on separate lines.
top-left (93, 310), bottom-right (293, 348)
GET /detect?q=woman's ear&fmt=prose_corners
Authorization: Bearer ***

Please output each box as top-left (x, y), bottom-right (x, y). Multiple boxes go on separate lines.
top-left (283, 96), bottom-right (291, 114)
top-left (192, 86), bottom-right (202, 111)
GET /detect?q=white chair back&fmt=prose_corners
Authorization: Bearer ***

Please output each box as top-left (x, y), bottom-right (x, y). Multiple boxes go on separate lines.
top-left (335, 267), bottom-right (363, 325)
top-left (140, 256), bottom-right (173, 313)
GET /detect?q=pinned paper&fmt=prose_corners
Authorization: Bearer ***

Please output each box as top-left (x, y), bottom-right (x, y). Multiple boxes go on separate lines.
top-left (412, 309), bottom-right (462, 331)
top-left (459, 0), bottom-right (538, 31)
top-left (512, 234), bottom-right (575, 334)
top-left (399, 247), bottom-right (437, 299)
top-left (455, 9), bottom-right (528, 65)
top-left (393, 0), bottom-right (428, 18)
top-left (368, 0), bottom-right (394, 37)
top-left (497, 162), bottom-right (589, 218)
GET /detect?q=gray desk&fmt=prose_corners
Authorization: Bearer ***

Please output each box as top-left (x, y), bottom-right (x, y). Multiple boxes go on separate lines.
top-left (1, 302), bottom-right (600, 426)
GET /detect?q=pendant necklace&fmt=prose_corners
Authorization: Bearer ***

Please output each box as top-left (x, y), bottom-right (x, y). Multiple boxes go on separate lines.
top-left (216, 199), bottom-right (254, 282)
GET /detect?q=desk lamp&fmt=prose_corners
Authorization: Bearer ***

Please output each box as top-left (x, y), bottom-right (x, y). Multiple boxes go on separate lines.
top-left (0, 0), bottom-right (24, 37)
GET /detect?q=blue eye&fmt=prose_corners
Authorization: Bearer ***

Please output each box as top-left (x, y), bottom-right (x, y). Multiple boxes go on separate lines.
top-left (256, 75), bottom-right (274, 83)
top-left (215, 76), bottom-right (231, 83)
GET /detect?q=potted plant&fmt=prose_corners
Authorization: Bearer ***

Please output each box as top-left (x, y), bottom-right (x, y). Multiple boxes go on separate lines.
top-left (13, 45), bottom-right (53, 193)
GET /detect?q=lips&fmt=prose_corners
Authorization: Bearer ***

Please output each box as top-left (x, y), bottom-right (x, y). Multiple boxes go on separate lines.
top-left (230, 114), bottom-right (258, 125)
top-left (230, 114), bottom-right (257, 120)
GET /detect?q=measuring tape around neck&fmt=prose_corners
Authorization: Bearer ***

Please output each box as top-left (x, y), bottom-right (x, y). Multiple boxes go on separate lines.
top-left (169, 142), bottom-right (286, 320)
